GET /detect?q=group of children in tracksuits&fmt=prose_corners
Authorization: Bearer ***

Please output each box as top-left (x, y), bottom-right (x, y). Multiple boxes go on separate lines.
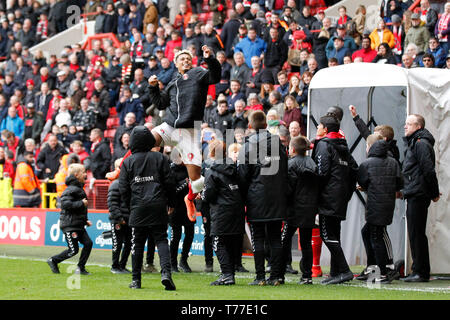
top-left (46, 105), bottom-right (403, 289)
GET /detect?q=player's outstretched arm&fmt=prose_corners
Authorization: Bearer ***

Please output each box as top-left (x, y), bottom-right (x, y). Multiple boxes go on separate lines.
top-left (202, 45), bottom-right (222, 85)
top-left (148, 75), bottom-right (170, 110)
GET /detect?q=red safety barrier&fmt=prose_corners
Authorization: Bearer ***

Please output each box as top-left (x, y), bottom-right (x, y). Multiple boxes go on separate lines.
top-left (81, 33), bottom-right (122, 50)
top-left (85, 179), bottom-right (111, 210)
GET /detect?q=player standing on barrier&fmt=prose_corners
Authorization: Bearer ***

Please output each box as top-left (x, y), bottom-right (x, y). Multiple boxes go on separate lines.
top-left (107, 45), bottom-right (221, 223)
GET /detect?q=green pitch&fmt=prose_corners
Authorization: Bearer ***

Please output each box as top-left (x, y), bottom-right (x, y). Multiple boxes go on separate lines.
top-left (0, 244), bottom-right (449, 300)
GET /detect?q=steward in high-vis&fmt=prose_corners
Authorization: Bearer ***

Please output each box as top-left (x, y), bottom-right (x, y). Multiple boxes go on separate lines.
top-left (13, 151), bottom-right (41, 208)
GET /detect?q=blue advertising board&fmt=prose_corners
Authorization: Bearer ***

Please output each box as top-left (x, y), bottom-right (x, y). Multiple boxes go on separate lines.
top-left (44, 211), bottom-right (207, 256)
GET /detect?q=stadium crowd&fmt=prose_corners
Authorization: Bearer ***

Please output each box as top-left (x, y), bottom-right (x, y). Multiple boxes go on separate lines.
top-left (0, 0), bottom-right (445, 288)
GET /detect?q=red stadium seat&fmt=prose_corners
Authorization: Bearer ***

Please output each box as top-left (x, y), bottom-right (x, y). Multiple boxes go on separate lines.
top-left (104, 129), bottom-right (116, 139)
top-left (106, 117), bottom-right (120, 129)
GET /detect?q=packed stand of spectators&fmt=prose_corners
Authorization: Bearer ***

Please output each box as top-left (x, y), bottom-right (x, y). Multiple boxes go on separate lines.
top-left (0, 0), bottom-right (448, 208)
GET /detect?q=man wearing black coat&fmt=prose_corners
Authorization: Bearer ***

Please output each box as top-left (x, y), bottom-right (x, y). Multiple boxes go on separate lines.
top-left (282, 136), bottom-right (319, 284)
top-left (89, 128), bottom-right (112, 179)
top-left (220, 12), bottom-right (243, 59)
top-left (209, 99), bottom-right (233, 139)
top-left (47, 164), bottom-right (93, 275)
top-left (264, 27), bottom-right (288, 83)
top-left (119, 125), bottom-right (176, 290)
top-left (357, 135), bottom-right (403, 283)
top-left (237, 111), bottom-right (288, 286)
top-left (400, 114), bottom-right (440, 282)
top-left (312, 114), bottom-right (358, 285)
top-left (36, 134), bottom-right (68, 179)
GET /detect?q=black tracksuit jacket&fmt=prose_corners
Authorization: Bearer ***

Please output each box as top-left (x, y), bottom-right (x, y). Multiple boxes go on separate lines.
top-left (149, 56), bottom-right (221, 128)
top-left (357, 140), bottom-right (403, 226)
top-left (401, 128), bottom-right (439, 200)
top-left (237, 129), bottom-right (288, 223)
top-left (202, 160), bottom-right (245, 236)
top-left (312, 136), bottom-right (359, 220)
top-left (59, 175), bottom-right (89, 232)
top-left (286, 154), bottom-right (320, 228)
top-left (119, 126), bottom-right (176, 227)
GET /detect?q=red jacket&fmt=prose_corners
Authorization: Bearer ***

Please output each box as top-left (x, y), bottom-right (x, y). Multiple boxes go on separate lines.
top-left (165, 38), bottom-right (183, 62)
top-left (352, 48), bottom-right (378, 62)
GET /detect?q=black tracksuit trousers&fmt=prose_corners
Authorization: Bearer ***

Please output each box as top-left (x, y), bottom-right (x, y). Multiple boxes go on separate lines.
top-left (361, 222), bottom-right (394, 270)
top-left (281, 223), bottom-right (313, 278)
top-left (131, 225), bottom-right (171, 282)
top-left (406, 196), bottom-right (431, 279)
top-left (213, 234), bottom-right (242, 275)
top-left (201, 212), bottom-right (214, 266)
top-left (319, 215), bottom-right (351, 277)
top-left (145, 234), bottom-right (156, 265)
top-left (170, 222), bottom-right (195, 266)
top-left (51, 229), bottom-right (93, 268)
top-left (249, 221), bottom-right (284, 280)
top-left (111, 223), bottom-right (132, 269)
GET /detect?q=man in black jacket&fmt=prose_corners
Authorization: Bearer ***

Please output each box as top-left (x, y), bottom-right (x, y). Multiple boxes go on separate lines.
top-left (108, 158), bottom-right (132, 274)
top-left (237, 111), bottom-right (288, 286)
top-left (47, 164), bottom-right (92, 275)
top-left (209, 99), bottom-right (233, 139)
top-left (37, 134), bottom-right (68, 179)
top-left (89, 128), bottom-right (112, 179)
top-left (119, 126), bottom-right (176, 290)
top-left (357, 134), bottom-right (403, 283)
top-left (312, 114), bottom-right (358, 285)
top-left (282, 135), bottom-right (320, 285)
top-left (264, 27), bottom-right (288, 84)
top-left (148, 45), bottom-right (221, 221)
top-left (399, 114), bottom-right (440, 282)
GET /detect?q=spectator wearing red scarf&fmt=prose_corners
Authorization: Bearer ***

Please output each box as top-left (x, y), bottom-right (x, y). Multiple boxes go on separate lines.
top-left (337, 5), bottom-right (352, 26)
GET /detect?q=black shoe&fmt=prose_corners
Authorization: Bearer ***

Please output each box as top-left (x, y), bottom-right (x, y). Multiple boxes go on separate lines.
top-left (75, 267), bottom-right (91, 275)
top-left (120, 268), bottom-right (131, 274)
top-left (249, 278), bottom-right (266, 286)
top-left (285, 264), bottom-right (298, 274)
top-left (387, 268), bottom-right (401, 281)
top-left (111, 267), bottom-right (122, 274)
top-left (355, 267), bottom-right (370, 281)
top-left (325, 271), bottom-right (353, 285)
top-left (129, 280), bottom-right (141, 289)
top-left (179, 259), bottom-right (192, 273)
top-left (161, 272), bottom-right (176, 291)
top-left (210, 274), bottom-right (235, 286)
top-left (298, 277), bottom-right (313, 285)
top-left (400, 273), bottom-right (429, 282)
top-left (47, 258), bottom-right (60, 274)
top-left (235, 265), bottom-right (249, 273)
top-left (204, 264), bottom-right (213, 272)
top-left (320, 276), bottom-right (335, 285)
top-left (266, 278), bottom-right (281, 286)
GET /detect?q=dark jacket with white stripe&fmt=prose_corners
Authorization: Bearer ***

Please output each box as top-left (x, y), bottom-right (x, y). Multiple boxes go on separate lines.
top-left (119, 126), bottom-right (175, 227)
top-left (149, 56), bottom-right (221, 128)
top-left (237, 129), bottom-right (288, 223)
